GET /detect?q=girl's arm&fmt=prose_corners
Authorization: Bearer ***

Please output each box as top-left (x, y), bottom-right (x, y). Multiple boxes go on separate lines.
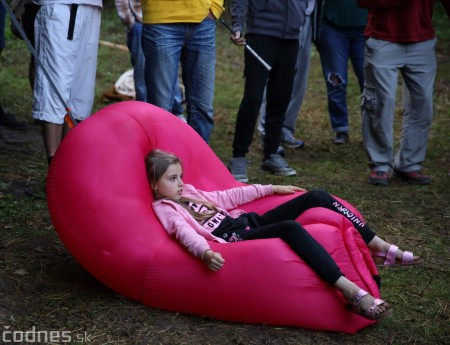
top-left (154, 204), bottom-right (211, 259)
top-left (192, 184), bottom-right (305, 209)
top-left (272, 185), bottom-right (305, 194)
top-left (193, 184), bottom-right (273, 209)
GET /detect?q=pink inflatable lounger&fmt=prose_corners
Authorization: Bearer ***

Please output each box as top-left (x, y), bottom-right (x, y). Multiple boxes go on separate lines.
top-left (46, 101), bottom-right (380, 333)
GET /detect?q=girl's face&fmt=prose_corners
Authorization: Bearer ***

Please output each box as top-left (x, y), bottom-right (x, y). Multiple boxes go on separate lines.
top-left (154, 163), bottom-right (183, 200)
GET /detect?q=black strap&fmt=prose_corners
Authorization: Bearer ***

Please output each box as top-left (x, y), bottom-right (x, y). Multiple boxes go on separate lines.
top-left (67, 4), bottom-right (78, 40)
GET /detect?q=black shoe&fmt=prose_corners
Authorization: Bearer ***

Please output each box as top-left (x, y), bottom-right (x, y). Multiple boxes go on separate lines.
top-left (333, 132), bottom-right (349, 145)
top-left (393, 169), bottom-right (431, 185)
top-left (0, 111), bottom-right (29, 130)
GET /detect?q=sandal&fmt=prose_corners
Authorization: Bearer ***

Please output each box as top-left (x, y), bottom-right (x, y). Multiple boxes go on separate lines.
top-left (348, 289), bottom-right (393, 321)
top-left (373, 244), bottom-right (415, 267)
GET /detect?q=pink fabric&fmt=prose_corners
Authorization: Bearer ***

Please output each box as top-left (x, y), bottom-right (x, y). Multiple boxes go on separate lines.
top-left (153, 183), bottom-right (273, 258)
top-left (47, 101), bottom-right (380, 333)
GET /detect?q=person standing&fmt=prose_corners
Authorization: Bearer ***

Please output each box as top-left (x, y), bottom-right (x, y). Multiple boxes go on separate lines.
top-left (32, 0), bottom-right (102, 166)
top-left (114, 0), bottom-right (185, 120)
top-left (357, 0), bottom-right (450, 186)
top-left (114, 0), bottom-right (147, 102)
top-left (228, 0), bottom-right (307, 183)
top-left (257, 0), bottom-right (317, 151)
top-left (314, 0), bottom-right (367, 145)
top-left (141, 0), bottom-right (224, 143)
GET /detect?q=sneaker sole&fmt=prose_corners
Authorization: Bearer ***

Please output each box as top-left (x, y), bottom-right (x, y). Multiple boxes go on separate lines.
top-left (393, 173), bottom-right (430, 185)
top-left (231, 174), bottom-right (249, 183)
top-left (261, 167), bottom-right (296, 177)
top-left (282, 142), bottom-right (305, 149)
top-left (368, 178), bottom-right (388, 186)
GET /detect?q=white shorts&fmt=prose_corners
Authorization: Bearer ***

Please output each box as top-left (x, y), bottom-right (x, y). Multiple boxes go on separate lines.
top-left (32, 3), bottom-right (101, 124)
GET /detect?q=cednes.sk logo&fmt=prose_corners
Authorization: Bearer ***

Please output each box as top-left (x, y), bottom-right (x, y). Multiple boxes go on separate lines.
top-left (2, 325), bottom-right (92, 343)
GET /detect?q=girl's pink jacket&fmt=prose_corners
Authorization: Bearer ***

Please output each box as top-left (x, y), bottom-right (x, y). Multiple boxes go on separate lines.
top-left (152, 184), bottom-right (273, 259)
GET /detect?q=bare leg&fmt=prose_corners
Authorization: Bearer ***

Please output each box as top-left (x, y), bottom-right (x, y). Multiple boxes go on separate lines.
top-left (42, 121), bottom-right (64, 161)
top-left (335, 276), bottom-right (392, 320)
top-left (367, 235), bottom-right (420, 263)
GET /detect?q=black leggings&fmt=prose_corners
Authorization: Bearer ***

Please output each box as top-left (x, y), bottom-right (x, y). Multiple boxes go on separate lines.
top-left (212, 190), bottom-right (376, 285)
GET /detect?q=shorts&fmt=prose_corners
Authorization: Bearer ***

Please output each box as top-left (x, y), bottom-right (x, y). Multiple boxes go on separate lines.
top-left (32, 3), bottom-right (101, 124)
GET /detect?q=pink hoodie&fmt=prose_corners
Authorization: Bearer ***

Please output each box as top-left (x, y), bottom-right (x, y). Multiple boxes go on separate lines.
top-left (152, 184), bottom-right (273, 259)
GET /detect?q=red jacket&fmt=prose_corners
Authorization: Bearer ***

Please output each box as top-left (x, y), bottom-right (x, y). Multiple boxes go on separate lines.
top-left (357, 0), bottom-right (450, 42)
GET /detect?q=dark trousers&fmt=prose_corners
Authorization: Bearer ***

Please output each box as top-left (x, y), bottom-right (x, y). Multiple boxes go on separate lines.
top-left (213, 190), bottom-right (376, 285)
top-left (232, 34), bottom-right (299, 159)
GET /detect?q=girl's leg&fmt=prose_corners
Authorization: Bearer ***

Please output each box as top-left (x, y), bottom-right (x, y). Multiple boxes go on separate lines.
top-left (258, 190), bottom-right (419, 263)
top-left (242, 219), bottom-right (343, 285)
top-left (243, 218), bottom-right (392, 320)
top-left (258, 190), bottom-right (376, 242)
top-left (335, 276), bottom-right (392, 320)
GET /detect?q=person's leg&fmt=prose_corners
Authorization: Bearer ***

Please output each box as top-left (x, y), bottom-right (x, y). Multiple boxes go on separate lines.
top-left (362, 39), bottom-right (403, 175)
top-left (242, 218), bottom-right (342, 284)
top-left (23, 2), bottom-right (40, 90)
top-left (41, 122), bottom-right (63, 164)
top-left (348, 26), bottom-right (366, 93)
top-left (232, 34), bottom-right (272, 158)
top-left (283, 14), bottom-right (313, 135)
top-left (263, 38), bottom-right (298, 158)
top-left (69, 5), bottom-right (101, 122)
top-left (317, 20), bottom-right (350, 135)
top-left (32, 4), bottom-right (81, 161)
top-left (255, 189), bottom-right (419, 262)
top-left (242, 219), bottom-right (391, 320)
top-left (127, 22), bottom-right (147, 102)
top-left (256, 190), bottom-right (374, 242)
top-left (181, 17), bottom-right (216, 142)
top-left (142, 23), bottom-right (182, 113)
top-left (172, 80), bottom-right (185, 118)
top-left (393, 39), bottom-right (437, 175)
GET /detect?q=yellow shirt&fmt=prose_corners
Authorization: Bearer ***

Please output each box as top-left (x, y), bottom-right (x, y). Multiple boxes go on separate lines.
top-left (142, 0), bottom-right (224, 24)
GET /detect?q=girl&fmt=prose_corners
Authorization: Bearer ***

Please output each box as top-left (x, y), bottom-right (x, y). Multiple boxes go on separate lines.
top-left (146, 149), bottom-right (419, 321)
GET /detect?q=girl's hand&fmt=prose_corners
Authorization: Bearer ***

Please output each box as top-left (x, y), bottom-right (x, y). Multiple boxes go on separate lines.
top-left (203, 250), bottom-right (225, 271)
top-left (272, 185), bottom-right (306, 195)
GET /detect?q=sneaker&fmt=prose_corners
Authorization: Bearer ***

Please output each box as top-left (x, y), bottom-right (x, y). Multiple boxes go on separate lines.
top-left (368, 170), bottom-right (388, 186)
top-left (393, 169), bottom-right (431, 185)
top-left (333, 132), bottom-right (349, 145)
top-left (261, 154), bottom-right (296, 176)
top-left (281, 132), bottom-right (305, 149)
top-left (228, 157), bottom-right (249, 183)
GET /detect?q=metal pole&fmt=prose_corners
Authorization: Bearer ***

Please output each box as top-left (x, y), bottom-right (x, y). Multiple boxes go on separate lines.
top-left (220, 19), bottom-right (272, 71)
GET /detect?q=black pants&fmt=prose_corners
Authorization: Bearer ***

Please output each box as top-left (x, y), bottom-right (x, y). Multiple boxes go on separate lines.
top-left (232, 34), bottom-right (299, 159)
top-left (212, 190), bottom-right (376, 285)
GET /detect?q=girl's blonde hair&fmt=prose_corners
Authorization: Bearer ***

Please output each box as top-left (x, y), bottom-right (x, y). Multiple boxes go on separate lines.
top-left (145, 149), bottom-right (219, 222)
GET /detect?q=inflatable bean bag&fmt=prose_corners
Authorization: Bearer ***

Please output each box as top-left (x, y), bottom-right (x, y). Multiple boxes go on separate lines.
top-left (47, 101), bottom-right (380, 333)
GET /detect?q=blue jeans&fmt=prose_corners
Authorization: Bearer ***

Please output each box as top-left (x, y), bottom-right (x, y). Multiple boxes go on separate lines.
top-left (317, 20), bottom-right (365, 133)
top-left (127, 22), bottom-right (147, 102)
top-left (142, 18), bottom-right (216, 142)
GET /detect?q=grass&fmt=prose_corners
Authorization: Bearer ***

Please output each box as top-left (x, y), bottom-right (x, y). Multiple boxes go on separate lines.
top-left (0, 2), bottom-right (449, 344)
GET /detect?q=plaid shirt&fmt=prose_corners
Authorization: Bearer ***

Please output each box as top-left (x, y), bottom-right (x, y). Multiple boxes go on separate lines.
top-left (114, 0), bottom-right (142, 29)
